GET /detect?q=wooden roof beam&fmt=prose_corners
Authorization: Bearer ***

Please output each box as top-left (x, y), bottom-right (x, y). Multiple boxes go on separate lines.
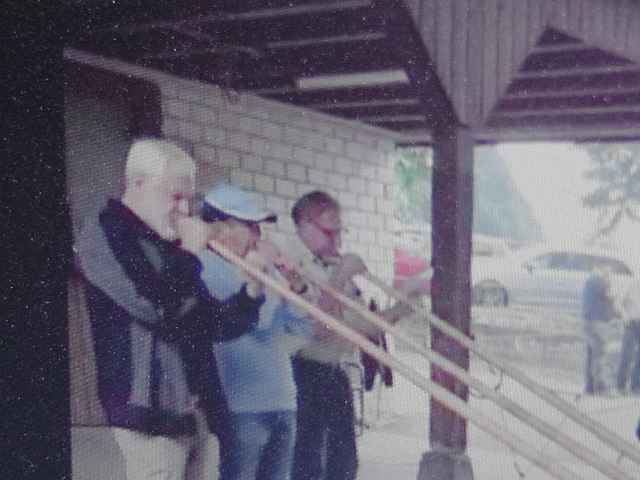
top-left (266, 32), bottom-right (386, 50)
top-left (107, 0), bottom-right (372, 35)
top-left (492, 104), bottom-right (640, 118)
top-left (399, 126), bottom-right (640, 144)
top-left (516, 64), bottom-right (640, 80)
top-left (357, 114), bottom-right (425, 123)
top-left (310, 98), bottom-right (420, 110)
top-left (371, 0), bottom-right (457, 130)
top-left (199, 0), bottom-right (372, 22)
top-left (475, 126), bottom-right (640, 143)
top-left (236, 65), bottom-right (408, 94)
top-left (504, 85), bottom-right (640, 100)
top-left (260, 81), bottom-right (414, 102)
top-left (139, 42), bottom-right (260, 61)
top-left (530, 43), bottom-right (592, 54)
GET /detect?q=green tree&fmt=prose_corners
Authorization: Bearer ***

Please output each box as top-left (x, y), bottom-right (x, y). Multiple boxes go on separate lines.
top-left (582, 143), bottom-right (640, 239)
top-left (392, 147), bottom-right (432, 223)
top-left (393, 146), bottom-right (544, 243)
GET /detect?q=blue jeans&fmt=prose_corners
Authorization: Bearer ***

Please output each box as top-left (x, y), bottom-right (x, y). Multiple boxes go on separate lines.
top-left (617, 320), bottom-right (640, 393)
top-left (584, 325), bottom-right (607, 394)
top-left (292, 357), bottom-right (358, 480)
top-left (219, 410), bottom-right (296, 480)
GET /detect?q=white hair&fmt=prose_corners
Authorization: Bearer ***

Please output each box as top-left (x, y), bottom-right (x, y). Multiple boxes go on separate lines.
top-left (125, 138), bottom-right (195, 185)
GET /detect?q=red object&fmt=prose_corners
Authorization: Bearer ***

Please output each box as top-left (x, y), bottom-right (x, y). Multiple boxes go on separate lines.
top-left (394, 247), bottom-right (429, 276)
top-left (393, 247), bottom-right (433, 294)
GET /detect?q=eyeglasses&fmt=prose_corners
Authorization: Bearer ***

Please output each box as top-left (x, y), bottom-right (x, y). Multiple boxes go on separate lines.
top-left (310, 220), bottom-right (345, 240)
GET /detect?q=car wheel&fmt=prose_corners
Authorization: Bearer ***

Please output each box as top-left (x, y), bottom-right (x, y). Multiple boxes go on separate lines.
top-left (473, 281), bottom-right (508, 307)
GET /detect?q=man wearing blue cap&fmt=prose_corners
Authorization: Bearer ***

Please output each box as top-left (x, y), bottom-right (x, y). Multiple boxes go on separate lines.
top-left (198, 183), bottom-right (314, 480)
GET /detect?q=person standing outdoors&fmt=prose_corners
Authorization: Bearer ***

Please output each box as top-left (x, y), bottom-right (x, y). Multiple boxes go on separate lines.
top-left (616, 277), bottom-right (640, 394)
top-left (75, 138), bottom-right (265, 480)
top-left (289, 190), bottom-right (428, 480)
top-left (582, 265), bottom-right (618, 394)
top-left (197, 183), bottom-right (313, 480)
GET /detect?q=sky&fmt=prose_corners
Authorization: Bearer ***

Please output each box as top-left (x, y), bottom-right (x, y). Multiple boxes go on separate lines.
top-left (498, 142), bottom-right (640, 268)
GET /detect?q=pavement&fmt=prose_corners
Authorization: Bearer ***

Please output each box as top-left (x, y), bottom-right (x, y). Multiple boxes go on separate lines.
top-left (71, 305), bottom-right (640, 480)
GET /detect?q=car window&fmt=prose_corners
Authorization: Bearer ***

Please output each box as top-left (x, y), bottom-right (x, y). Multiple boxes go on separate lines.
top-left (566, 254), bottom-right (593, 272)
top-left (592, 256), bottom-right (632, 276)
top-left (548, 252), bottom-right (573, 270)
top-left (528, 253), bottom-right (555, 269)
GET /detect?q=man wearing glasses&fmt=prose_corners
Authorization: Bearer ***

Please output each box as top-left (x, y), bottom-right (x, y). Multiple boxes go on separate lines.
top-left (289, 190), bottom-right (427, 480)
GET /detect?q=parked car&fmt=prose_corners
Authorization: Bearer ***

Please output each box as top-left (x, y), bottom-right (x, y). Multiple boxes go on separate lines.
top-left (473, 234), bottom-right (512, 259)
top-left (471, 245), bottom-right (635, 312)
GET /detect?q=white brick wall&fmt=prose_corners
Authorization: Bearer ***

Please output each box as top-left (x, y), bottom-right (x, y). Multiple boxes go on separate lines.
top-left (69, 51), bottom-right (403, 302)
top-left (276, 178), bottom-right (297, 198)
top-left (308, 168), bottom-right (328, 186)
top-left (265, 158), bottom-right (286, 177)
top-left (254, 173), bottom-right (275, 193)
top-left (286, 164), bottom-right (307, 183)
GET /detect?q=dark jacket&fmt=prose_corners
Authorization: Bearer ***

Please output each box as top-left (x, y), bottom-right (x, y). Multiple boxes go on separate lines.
top-left (360, 300), bottom-right (392, 391)
top-left (582, 273), bottom-right (616, 323)
top-left (76, 199), bottom-right (263, 437)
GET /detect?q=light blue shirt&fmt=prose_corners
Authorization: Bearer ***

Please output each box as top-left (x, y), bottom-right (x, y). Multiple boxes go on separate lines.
top-left (199, 251), bottom-right (313, 413)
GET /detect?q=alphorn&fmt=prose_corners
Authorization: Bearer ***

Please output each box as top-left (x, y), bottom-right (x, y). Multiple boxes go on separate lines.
top-left (359, 271), bottom-right (640, 469)
top-left (292, 266), bottom-right (636, 480)
top-left (206, 239), bottom-right (623, 480)
top-left (255, 243), bottom-right (640, 469)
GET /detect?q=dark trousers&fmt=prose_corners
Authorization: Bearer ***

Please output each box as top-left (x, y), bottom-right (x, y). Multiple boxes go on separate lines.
top-left (292, 356), bottom-right (358, 480)
top-left (584, 326), bottom-right (606, 394)
top-left (617, 320), bottom-right (640, 393)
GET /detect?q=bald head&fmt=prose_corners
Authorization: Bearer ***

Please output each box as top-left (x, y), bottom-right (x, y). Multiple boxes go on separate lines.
top-left (122, 138), bottom-right (197, 240)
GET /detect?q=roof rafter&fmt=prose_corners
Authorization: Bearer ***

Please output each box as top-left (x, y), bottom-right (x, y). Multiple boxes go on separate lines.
top-left (515, 64), bottom-right (640, 80)
top-left (107, 0), bottom-right (372, 35)
top-left (492, 104), bottom-right (640, 119)
top-left (311, 98), bottom-right (420, 109)
top-left (504, 85), bottom-right (640, 100)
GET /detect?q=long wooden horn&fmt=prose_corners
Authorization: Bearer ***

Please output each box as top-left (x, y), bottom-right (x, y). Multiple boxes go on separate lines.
top-left (359, 271), bottom-right (640, 468)
top-left (291, 264), bottom-right (636, 480)
top-left (206, 238), bottom-right (613, 480)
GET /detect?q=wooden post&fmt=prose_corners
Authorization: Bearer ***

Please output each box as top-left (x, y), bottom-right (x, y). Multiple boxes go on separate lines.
top-left (419, 123), bottom-right (474, 480)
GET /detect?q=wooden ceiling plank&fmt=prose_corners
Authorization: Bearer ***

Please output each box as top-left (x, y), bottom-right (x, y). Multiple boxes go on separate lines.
top-left (258, 82), bottom-right (414, 103)
top-left (515, 64), bottom-right (640, 80)
top-left (499, 91), bottom-right (640, 111)
top-left (108, 0), bottom-right (372, 35)
top-left (475, 125), bottom-right (640, 142)
top-left (487, 114), bottom-right (640, 130)
top-left (357, 114), bottom-right (425, 123)
top-left (203, 0), bottom-right (372, 22)
top-left (531, 43), bottom-right (594, 54)
top-left (309, 98), bottom-right (420, 109)
top-left (371, 0), bottom-right (457, 129)
top-left (198, 7), bottom-right (385, 47)
top-left (368, 120), bottom-right (429, 130)
top-left (493, 104), bottom-right (640, 118)
top-left (401, 124), bottom-right (640, 143)
top-left (504, 85), bottom-right (640, 100)
top-left (318, 104), bottom-right (421, 118)
top-left (266, 32), bottom-right (386, 49)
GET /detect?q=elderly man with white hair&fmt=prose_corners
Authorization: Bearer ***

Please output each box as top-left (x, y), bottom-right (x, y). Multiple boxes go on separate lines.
top-left (75, 137), bottom-right (265, 480)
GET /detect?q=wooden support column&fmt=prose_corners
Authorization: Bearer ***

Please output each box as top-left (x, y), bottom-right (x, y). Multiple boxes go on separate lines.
top-left (418, 123), bottom-right (474, 480)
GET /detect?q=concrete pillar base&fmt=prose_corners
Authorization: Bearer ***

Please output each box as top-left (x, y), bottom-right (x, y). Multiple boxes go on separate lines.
top-left (416, 449), bottom-right (474, 480)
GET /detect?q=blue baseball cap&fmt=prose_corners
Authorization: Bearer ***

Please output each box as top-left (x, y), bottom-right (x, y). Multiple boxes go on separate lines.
top-left (201, 183), bottom-right (277, 223)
